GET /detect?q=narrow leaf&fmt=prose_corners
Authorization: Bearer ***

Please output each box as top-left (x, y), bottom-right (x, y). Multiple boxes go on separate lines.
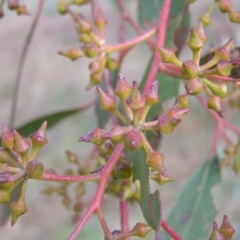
top-left (131, 148), bottom-right (161, 231)
top-left (165, 155), bottom-right (221, 239)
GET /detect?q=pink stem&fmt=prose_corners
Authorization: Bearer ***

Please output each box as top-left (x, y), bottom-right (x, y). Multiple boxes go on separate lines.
top-left (161, 220), bottom-right (182, 240)
top-left (68, 143), bottom-right (124, 240)
top-left (120, 199), bottom-right (129, 239)
top-left (143, 0), bottom-right (172, 94)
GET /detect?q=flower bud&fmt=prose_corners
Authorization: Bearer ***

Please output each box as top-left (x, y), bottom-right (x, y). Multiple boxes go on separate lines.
top-left (16, 5), bottom-right (30, 15)
top-left (77, 16), bottom-right (92, 33)
top-left (94, 7), bottom-right (107, 33)
top-left (79, 33), bottom-right (91, 43)
top-left (8, 0), bottom-right (20, 10)
top-left (102, 124), bottom-right (124, 144)
top-left (197, 21), bottom-right (208, 43)
top-left (97, 87), bottom-right (117, 111)
top-left (87, 72), bottom-right (102, 90)
top-left (151, 173), bottom-right (175, 185)
top-left (116, 162), bottom-right (132, 179)
top-left (123, 129), bottom-right (143, 151)
top-left (84, 44), bottom-right (98, 58)
top-left (216, 60), bottom-right (233, 76)
top-left (115, 73), bottom-right (132, 101)
top-left (89, 61), bottom-right (102, 74)
top-left (200, 12), bottom-right (211, 26)
top-left (130, 223), bottom-right (152, 238)
top-left (1, 123), bottom-right (14, 149)
top-left (154, 45), bottom-right (182, 66)
top-left (105, 57), bottom-right (117, 71)
top-left (156, 115), bottom-right (174, 134)
top-left (107, 180), bottom-right (122, 194)
top-left (219, 215), bottom-right (235, 239)
top-left (228, 11), bottom-right (240, 24)
top-left (146, 151), bottom-right (167, 176)
top-left (0, 188), bottom-right (10, 204)
top-left (185, 78), bottom-right (203, 95)
top-left (144, 81), bottom-right (158, 106)
top-left (57, 0), bottom-right (68, 15)
top-left (214, 39), bottom-right (233, 61)
top-left (232, 154), bottom-right (240, 175)
top-left (79, 128), bottom-right (106, 146)
top-left (72, 0), bottom-right (88, 5)
top-left (99, 142), bottom-right (113, 156)
top-left (174, 95), bottom-right (189, 109)
top-left (58, 47), bottom-right (84, 61)
top-left (166, 108), bottom-right (189, 126)
top-left (207, 96), bottom-right (223, 117)
top-left (0, 148), bottom-right (12, 164)
top-left (203, 78), bottom-right (228, 98)
top-left (187, 28), bottom-right (204, 50)
top-left (0, 171), bottom-right (16, 193)
top-left (208, 222), bottom-right (225, 240)
top-left (121, 185), bottom-right (134, 201)
top-left (13, 130), bottom-right (31, 154)
top-left (219, 0), bottom-right (232, 13)
top-left (10, 192), bottom-right (28, 226)
top-left (181, 60), bottom-right (199, 79)
top-left (26, 160), bottom-right (44, 179)
top-left (126, 81), bottom-right (146, 110)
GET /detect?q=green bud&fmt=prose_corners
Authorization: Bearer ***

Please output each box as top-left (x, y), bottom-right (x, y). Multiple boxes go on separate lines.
top-left (197, 20), bottom-right (208, 43)
top-left (0, 171), bottom-right (16, 193)
top-left (58, 47), bottom-right (84, 61)
top-left (105, 57), bottom-right (117, 71)
top-left (130, 223), bottom-right (152, 238)
top-left (228, 11), bottom-right (240, 24)
top-left (200, 12), bottom-right (211, 26)
top-left (203, 78), bottom-right (228, 98)
top-left (26, 160), bottom-right (44, 179)
top-left (126, 81), bottom-right (146, 110)
top-left (102, 124), bottom-right (124, 144)
top-left (57, 0), bottom-right (68, 15)
top-left (207, 96), bottom-right (223, 117)
top-left (174, 95), bottom-right (189, 109)
top-left (187, 28), bottom-right (204, 50)
top-left (89, 61), bottom-right (102, 74)
top-left (94, 7), bottom-right (107, 33)
top-left (115, 73), bottom-right (132, 101)
top-left (144, 81), bottom-right (159, 106)
top-left (166, 108), bottom-right (189, 126)
top-left (156, 115), bottom-right (174, 134)
top-left (97, 86), bottom-right (117, 111)
top-left (219, 0), bottom-right (232, 13)
top-left (219, 215), bottom-right (235, 239)
top-left (154, 45), bottom-right (182, 66)
top-left (79, 33), bottom-right (91, 43)
top-left (107, 180), bottom-right (122, 194)
top-left (151, 173), bottom-right (175, 185)
top-left (116, 162), bottom-right (132, 179)
top-left (185, 78), bottom-right (203, 95)
top-left (214, 39), bottom-right (233, 61)
top-left (208, 222), bottom-right (225, 240)
top-left (79, 128), bottom-right (106, 146)
top-left (1, 123), bottom-right (14, 149)
top-left (77, 16), bottom-right (92, 33)
top-left (16, 5), bottom-right (29, 15)
top-left (13, 130), bottom-right (31, 154)
top-left (123, 129), bottom-right (143, 151)
top-left (87, 72), bottom-right (102, 90)
top-left (0, 188), bottom-right (10, 204)
top-left (84, 44), bottom-right (98, 58)
top-left (216, 60), bottom-right (233, 76)
top-left (146, 151), bottom-right (167, 176)
top-left (121, 185), bottom-right (134, 201)
top-left (181, 60), bottom-right (199, 79)
top-left (99, 142), bottom-right (113, 156)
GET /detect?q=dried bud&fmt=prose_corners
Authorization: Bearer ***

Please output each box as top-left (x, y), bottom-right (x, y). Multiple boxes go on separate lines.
top-left (219, 215), bottom-right (235, 239)
top-left (102, 124), bottom-right (124, 144)
top-left (214, 39), bottom-right (233, 61)
top-left (216, 60), bottom-right (233, 76)
top-left (105, 57), bottom-right (117, 71)
top-left (126, 81), bottom-right (146, 110)
top-left (174, 95), bottom-right (189, 109)
top-left (1, 123), bottom-right (14, 149)
top-left (94, 7), bottom-right (107, 33)
top-left (97, 87), bottom-right (117, 111)
top-left (154, 45), bottom-right (182, 66)
top-left (146, 151), bottom-right (167, 176)
top-left (228, 11), bottom-right (240, 24)
top-left (200, 12), bottom-right (211, 26)
top-left (207, 96), bottom-right (223, 117)
top-left (151, 173), bottom-right (175, 185)
top-left (13, 130), bottom-right (31, 154)
top-left (232, 154), bottom-right (240, 175)
top-left (26, 160), bottom-right (44, 179)
top-left (219, 0), bottom-right (232, 13)
top-left (144, 81), bottom-right (158, 106)
top-left (181, 60), bottom-right (199, 79)
top-left (115, 73), bottom-right (132, 101)
top-left (0, 188), bottom-right (10, 204)
top-left (16, 5), bottom-right (30, 15)
top-left (208, 222), bottom-right (225, 240)
top-left (197, 21), bottom-right (208, 43)
top-left (79, 128), bottom-right (106, 146)
top-left (156, 115), bottom-right (174, 134)
top-left (123, 129), bottom-right (143, 151)
top-left (187, 28), bottom-right (204, 50)
top-left (130, 223), bottom-right (152, 238)
top-left (84, 44), bottom-right (98, 58)
top-left (121, 185), bottom-right (134, 201)
top-left (185, 78), bottom-right (203, 95)
top-left (203, 78), bottom-right (228, 98)
top-left (57, 0), bottom-right (68, 15)
top-left (58, 47), bottom-right (84, 61)
top-left (8, 0), bottom-right (20, 10)
top-left (116, 162), bottom-right (132, 179)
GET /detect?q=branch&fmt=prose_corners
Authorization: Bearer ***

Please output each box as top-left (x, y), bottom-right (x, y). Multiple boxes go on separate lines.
top-left (161, 220), bottom-right (182, 240)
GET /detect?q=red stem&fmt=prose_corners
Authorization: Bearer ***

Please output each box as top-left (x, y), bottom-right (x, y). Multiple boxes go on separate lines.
top-left (120, 199), bottom-right (129, 239)
top-left (143, 0), bottom-right (172, 94)
top-left (161, 220), bottom-right (182, 240)
top-left (68, 143), bottom-right (124, 240)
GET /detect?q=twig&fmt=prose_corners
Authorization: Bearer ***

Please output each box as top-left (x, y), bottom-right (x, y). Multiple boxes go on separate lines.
top-left (161, 220), bottom-right (182, 240)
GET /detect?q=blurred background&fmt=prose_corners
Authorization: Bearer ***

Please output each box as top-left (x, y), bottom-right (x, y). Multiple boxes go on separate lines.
top-left (0, 0), bottom-right (240, 239)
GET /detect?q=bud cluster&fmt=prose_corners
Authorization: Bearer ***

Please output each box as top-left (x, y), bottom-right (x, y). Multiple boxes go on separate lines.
top-left (0, 122), bottom-right (48, 224)
top-left (155, 18), bottom-right (240, 117)
top-left (221, 139), bottom-right (240, 175)
top-left (57, 2), bottom-right (118, 89)
top-left (7, 0), bottom-right (30, 15)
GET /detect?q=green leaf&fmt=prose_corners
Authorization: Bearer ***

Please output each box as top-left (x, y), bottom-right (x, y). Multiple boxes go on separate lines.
top-left (10, 104), bottom-right (92, 137)
top-left (131, 148), bottom-right (161, 232)
top-left (165, 155), bottom-right (221, 239)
